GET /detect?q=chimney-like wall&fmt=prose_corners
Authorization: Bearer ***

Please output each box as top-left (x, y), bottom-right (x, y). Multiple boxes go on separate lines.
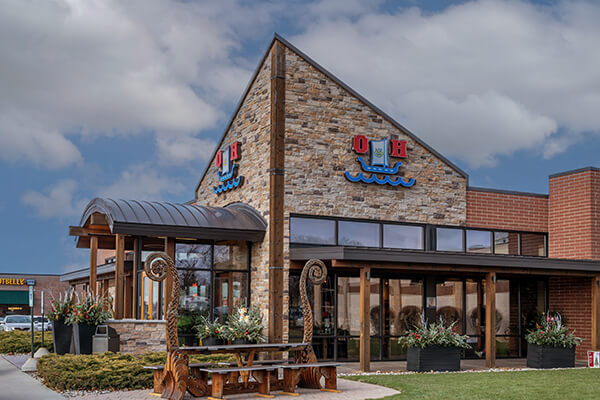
top-left (548, 167), bottom-right (600, 260)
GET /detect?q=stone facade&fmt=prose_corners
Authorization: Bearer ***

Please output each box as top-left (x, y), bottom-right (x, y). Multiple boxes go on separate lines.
top-left (195, 49), bottom-right (273, 330)
top-left (107, 319), bottom-right (166, 354)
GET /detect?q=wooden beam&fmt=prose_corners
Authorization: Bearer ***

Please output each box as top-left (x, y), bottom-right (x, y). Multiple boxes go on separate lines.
top-left (592, 276), bottom-right (600, 350)
top-left (485, 272), bottom-right (496, 368)
top-left (268, 39), bottom-right (286, 344)
top-left (115, 234), bottom-right (125, 319)
top-left (132, 237), bottom-right (140, 320)
top-left (164, 237), bottom-right (175, 319)
top-left (90, 213), bottom-right (107, 225)
top-left (89, 236), bottom-right (98, 296)
top-left (360, 267), bottom-right (371, 372)
top-left (124, 274), bottom-right (132, 319)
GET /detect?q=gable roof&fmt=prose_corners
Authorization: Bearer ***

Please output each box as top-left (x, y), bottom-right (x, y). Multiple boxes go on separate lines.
top-left (194, 33), bottom-right (468, 195)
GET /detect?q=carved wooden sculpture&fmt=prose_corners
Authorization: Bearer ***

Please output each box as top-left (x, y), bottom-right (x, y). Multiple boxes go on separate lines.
top-left (144, 252), bottom-right (190, 400)
top-left (294, 259), bottom-right (327, 388)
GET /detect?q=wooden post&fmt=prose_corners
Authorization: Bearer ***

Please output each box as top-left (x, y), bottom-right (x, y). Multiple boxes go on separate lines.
top-left (132, 237), bottom-right (139, 319)
top-left (592, 276), bottom-right (600, 350)
top-left (360, 267), bottom-right (371, 372)
top-left (89, 236), bottom-right (98, 296)
top-left (164, 238), bottom-right (175, 319)
top-left (485, 272), bottom-right (496, 368)
top-left (124, 274), bottom-right (132, 318)
top-left (115, 234), bottom-right (125, 319)
top-left (268, 39), bottom-right (285, 344)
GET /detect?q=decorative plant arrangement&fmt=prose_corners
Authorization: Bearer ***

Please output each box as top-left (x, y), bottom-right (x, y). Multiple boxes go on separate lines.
top-left (399, 314), bottom-right (470, 372)
top-left (195, 315), bottom-right (224, 345)
top-left (66, 291), bottom-right (113, 326)
top-left (526, 312), bottom-right (581, 369)
top-left (47, 290), bottom-right (75, 322)
top-left (222, 307), bottom-right (264, 344)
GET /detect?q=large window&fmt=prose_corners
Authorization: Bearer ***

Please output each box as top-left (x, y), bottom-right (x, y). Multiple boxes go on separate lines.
top-left (290, 217), bottom-right (335, 245)
top-left (338, 221), bottom-right (380, 247)
top-left (383, 225), bottom-right (423, 250)
top-left (494, 232), bottom-right (519, 255)
top-left (467, 230), bottom-right (491, 253)
top-left (436, 228), bottom-right (464, 252)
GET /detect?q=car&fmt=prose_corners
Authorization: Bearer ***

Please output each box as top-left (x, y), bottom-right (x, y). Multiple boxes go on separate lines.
top-left (33, 316), bottom-right (52, 331)
top-left (3, 315), bottom-right (32, 331)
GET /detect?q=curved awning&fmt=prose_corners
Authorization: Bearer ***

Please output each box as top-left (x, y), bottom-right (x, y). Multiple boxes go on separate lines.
top-left (75, 198), bottom-right (266, 242)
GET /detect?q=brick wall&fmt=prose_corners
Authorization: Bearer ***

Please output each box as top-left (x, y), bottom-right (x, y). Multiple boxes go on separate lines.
top-left (0, 274), bottom-right (70, 315)
top-left (466, 188), bottom-right (548, 232)
top-left (548, 277), bottom-right (592, 360)
top-left (549, 168), bottom-right (600, 260)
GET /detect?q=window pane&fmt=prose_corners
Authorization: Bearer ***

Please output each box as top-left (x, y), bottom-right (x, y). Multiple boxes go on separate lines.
top-left (338, 221), bottom-right (380, 247)
top-left (213, 271), bottom-right (249, 322)
top-left (337, 277), bottom-right (360, 336)
top-left (176, 244), bottom-right (211, 269)
top-left (179, 269), bottom-right (211, 313)
top-left (494, 232), bottom-right (519, 255)
top-left (436, 228), bottom-right (464, 251)
top-left (436, 281), bottom-right (463, 332)
top-left (290, 217), bottom-right (336, 245)
top-left (387, 279), bottom-right (423, 336)
top-left (214, 241), bottom-right (248, 270)
top-left (521, 233), bottom-right (546, 256)
top-left (467, 230), bottom-right (491, 253)
top-left (383, 225), bottom-right (423, 249)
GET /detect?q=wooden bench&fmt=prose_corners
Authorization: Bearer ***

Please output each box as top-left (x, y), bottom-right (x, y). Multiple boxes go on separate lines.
top-left (197, 365), bottom-right (280, 399)
top-left (280, 362), bottom-right (341, 395)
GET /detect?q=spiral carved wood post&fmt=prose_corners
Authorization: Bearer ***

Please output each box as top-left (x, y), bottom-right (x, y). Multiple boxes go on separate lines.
top-left (294, 259), bottom-right (327, 388)
top-left (145, 252), bottom-right (188, 400)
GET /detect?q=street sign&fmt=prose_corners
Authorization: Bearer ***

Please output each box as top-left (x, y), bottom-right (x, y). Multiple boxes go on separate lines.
top-left (28, 286), bottom-right (33, 307)
top-left (589, 351), bottom-right (600, 368)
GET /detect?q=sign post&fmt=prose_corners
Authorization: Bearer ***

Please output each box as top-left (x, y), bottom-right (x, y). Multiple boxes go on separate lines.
top-left (29, 285), bottom-right (34, 358)
top-left (41, 291), bottom-right (45, 346)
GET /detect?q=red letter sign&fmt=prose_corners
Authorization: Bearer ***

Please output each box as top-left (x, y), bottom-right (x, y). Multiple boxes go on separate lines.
top-left (215, 150), bottom-right (222, 168)
top-left (352, 135), bottom-right (368, 154)
top-left (230, 141), bottom-right (240, 160)
top-left (390, 140), bottom-right (407, 158)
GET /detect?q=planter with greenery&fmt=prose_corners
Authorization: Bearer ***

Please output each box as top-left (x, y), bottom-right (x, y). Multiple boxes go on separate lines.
top-left (526, 313), bottom-right (581, 369)
top-left (47, 290), bottom-right (75, 355)
top-left (66, 292), bottom-right (112, 355)
top-left (399, 316), bottom-right (470, 372)
top-left (222, 307), bottom-right (264, 344)
top-left (195, 315), bottom-right (224, 346)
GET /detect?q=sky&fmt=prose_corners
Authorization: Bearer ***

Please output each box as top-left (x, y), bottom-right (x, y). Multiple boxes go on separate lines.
top-left (1, 0), bottom-right (599, 275)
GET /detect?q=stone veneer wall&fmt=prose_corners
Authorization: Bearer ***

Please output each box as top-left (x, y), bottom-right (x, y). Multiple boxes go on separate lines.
top-left (107, 319), bottom-right (166, 354)
top-left (281, 46), bottom-right (468, 342)
top-left (195, 49), bottom-right (273, 332)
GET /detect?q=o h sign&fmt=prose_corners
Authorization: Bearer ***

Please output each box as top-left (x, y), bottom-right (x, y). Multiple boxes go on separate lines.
top-left (589, 351), bottom-right (600, 368)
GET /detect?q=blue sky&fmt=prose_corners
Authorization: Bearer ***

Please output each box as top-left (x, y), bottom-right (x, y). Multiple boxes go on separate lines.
top-left (1, 0), bottom-right (599, 275)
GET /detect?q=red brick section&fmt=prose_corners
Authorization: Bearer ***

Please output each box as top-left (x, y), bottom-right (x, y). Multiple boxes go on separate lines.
top-left (549, 168), bottom-right (600, 260)
top-left (549, 277), bottom-right (592, 360)
top-left (466, 189), bottom-right (548, 232)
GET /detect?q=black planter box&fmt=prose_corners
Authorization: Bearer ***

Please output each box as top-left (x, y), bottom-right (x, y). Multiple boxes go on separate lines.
top-left (201, 337), bottom-right (223, 346)
top-left (527, 343), bottom-right (575, 369)
top-left (52, 319), bottom-right (73, 355)
top-left (73, 323), bottom-right (97, 355)
top-left (407, 346), bottom-right (461, 372)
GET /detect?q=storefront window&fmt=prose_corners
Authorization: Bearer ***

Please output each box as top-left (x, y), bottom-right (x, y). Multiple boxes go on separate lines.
top-left (214, 242), bottom-right (248, 270)
top-left (213, 271), bottom-right (248, 322)
top-left (521, 233), bottom-right (546, 257)
top-left (494, 232), bottom-right (519, 255)
top-left (338, 221), bottom-right (380, 247)
top-left (337, 277), bottom-right (360, 336)
top-left (436, 228), bottom-right (464, 252)
top-left (386, 279), bottom-right (423, 336)
top-left (178, 269), bottom-right (211, 313)
top-left (383, 225), bottom-right (423, 250)
top-left (290, 217), bottom-right (336, 245)
top-left (467, 230), bottom-right (491, 253)
top-left (436, 281), bottom-right (463, 332)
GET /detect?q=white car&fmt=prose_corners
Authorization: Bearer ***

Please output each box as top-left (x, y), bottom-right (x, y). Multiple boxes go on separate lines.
top-left (3, 315), bottom-right (32, 331)
top-left (33, 316), bottom-right (52, 331)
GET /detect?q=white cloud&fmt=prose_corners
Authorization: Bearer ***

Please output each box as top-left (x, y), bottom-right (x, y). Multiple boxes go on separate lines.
top-left (98, 164), bottom-right (186, 201)
top-left (292, 0), bottom-right (600, 167)
top-left (156, 136), bottom-right (217, 166)
top-left (22, 180), bottom-right (88, 218)
top-left (0, 0), bottom-right (277, 169)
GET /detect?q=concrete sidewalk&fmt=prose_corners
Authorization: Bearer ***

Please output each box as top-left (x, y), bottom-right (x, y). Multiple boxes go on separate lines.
top-left (0, 355), bottom-right (65, 400)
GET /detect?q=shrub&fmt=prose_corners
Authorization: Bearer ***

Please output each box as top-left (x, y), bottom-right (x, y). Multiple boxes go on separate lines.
top-left (0, 331), bottom-right (53, 354)
top-left (526, 312), bottom-right (582, 348)
top-left (37, 352), bottom-right (234, 391)
top-left (398, 315), bottom-right (470, 349)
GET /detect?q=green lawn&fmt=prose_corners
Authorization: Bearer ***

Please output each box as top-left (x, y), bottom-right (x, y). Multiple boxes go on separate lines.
top-left (345, 368), bottom-right (600, 400)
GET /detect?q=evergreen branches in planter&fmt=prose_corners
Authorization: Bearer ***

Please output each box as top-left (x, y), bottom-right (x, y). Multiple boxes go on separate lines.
top-left (65, 292), bottom-right (112, 326)
top-left (222, 307), bottom-right (264, 344)
top-left (47, 290), bottom-right (75, 355)
top-left (526, 312), bottom-right (581, 369)
top-left (195, 315), bottom-right (224, 345)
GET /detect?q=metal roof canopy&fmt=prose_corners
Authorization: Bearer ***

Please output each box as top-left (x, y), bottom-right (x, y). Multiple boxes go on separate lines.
top-left (289, 246), bottom-right (600, 274)
top-left (76, 198), bottom-right (267, 242)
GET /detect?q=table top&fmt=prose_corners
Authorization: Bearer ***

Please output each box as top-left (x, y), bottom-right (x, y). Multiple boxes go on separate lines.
top-left (176, 342), bottom-right (308, 354)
